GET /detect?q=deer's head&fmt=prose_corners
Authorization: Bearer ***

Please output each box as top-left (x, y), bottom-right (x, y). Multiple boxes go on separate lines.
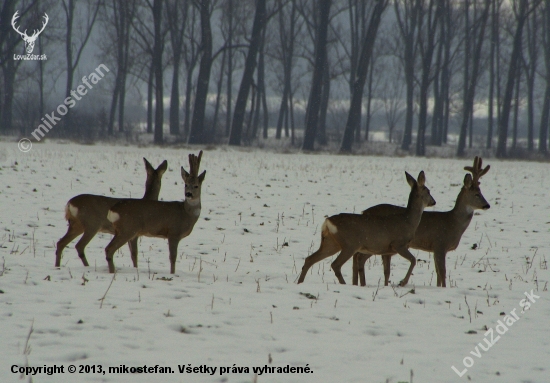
top-left (12, 11), bottom-right (49, 54)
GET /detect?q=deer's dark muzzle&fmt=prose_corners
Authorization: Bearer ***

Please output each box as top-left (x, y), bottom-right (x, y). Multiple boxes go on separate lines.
top-left (185, 192), bottom-right (193, 198)
top-left (482, 204), bottom-right (490, 210)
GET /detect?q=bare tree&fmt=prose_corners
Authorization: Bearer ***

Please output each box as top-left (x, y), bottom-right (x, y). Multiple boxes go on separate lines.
top-left (166, 0), bottom-right (189, 135)
top-left (521, 1), bottom-right (541, 151)
top-left (228, 0), bottom-right (267, 146)
top-left (382, 63), bottom-right (405, 143)
top-left (486, 0), bottom-right (503, 149)
top-left (274, 0), bottom-right (301, 140)
top-left (152, 0), bottom-right (164, 144)
top-left (496, 0), bottom-right (532, 158)
top-left (100, 0), bottom-right (136, 135)
top-left (188, 0), bottom-right (212, 144)
top-left (61, 0), bottom-right (101, 134)
top-left (414, 0), bottom-right (440, 156)
top-left (540, 0), bottom-right (550, 154)
top-left (394, 0), bottom-right (421, 151)
top-left (301, 0), bottom-right (331, 151)
top-left (340, 0), bottom-right (388, 153)
top-left (457, 0), bottom-right (490, 156)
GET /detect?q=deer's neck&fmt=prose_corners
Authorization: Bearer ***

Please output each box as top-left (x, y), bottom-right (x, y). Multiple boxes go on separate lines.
top-left (404, 191), bottom-right (424, 228)
top-left (183, 198), bottom-right (201, 221)
top-left (451, 189), bottom-right (474, 222)
top-left (142, 186), bottom-right (160, 200)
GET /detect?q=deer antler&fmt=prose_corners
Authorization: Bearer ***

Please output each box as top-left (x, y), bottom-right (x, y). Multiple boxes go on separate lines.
top-left (11, 11), bottom-right (27, 38)
top-left (464, 156), bottom-right (490, 186)
top-left (188, 150), bottom-right (203, 176)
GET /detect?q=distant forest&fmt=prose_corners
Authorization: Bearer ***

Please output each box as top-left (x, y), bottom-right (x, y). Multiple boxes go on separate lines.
top-left (1, 0), bottom-right (549, 158)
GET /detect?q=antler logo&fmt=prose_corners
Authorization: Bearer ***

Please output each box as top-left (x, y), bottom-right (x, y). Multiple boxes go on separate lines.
top-left (11, 11), bottom-right (49, 54)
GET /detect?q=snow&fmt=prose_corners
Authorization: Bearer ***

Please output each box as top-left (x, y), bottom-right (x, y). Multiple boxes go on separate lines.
top-left (0, 141), bottom-right (548, 383)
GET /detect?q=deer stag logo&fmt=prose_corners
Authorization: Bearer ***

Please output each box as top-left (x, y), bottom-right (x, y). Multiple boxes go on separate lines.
top-left (11, 11), bottom-right (49, 54)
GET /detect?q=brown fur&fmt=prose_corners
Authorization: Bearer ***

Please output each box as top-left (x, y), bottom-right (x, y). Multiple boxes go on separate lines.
top-left (297, 171), bottom-right (435, 286)
top-left (354, 157), bottom-right (490, 287)
top-left (55, 159), bottom-right (167, 268)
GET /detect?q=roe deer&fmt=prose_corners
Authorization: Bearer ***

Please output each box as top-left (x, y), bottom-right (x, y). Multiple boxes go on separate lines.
top-left (105, 151), bottom-right (205, 274)
top-left (55, 158), bottom-right (168, 268)
top-left (353, 156), bottom-right (490, 287)
top-left (297, 171), bottom-right (435, 286)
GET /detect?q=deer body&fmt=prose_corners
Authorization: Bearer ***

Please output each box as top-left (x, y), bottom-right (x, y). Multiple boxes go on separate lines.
top-left (55, 159), bottom-right (167, 268)
top-left (354, 157), bottom-right (490, 287)
top-left (105, 151), bottom-right (205, 274)
top-left (107, 200), bottom-right (200, 241)
top-left (297, 171), bottom-right (435, 286)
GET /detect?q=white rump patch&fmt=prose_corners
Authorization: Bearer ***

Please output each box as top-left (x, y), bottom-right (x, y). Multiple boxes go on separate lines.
top-left (107, 210), bottom-right (120, 223)
top-left (67, 203), bottom-right (78, 218)
top-left (325, 219), bottom-right (338, 234)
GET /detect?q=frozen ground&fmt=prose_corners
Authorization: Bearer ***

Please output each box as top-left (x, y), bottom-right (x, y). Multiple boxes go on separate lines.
top-left (0, 141), bottom-right (548, 383)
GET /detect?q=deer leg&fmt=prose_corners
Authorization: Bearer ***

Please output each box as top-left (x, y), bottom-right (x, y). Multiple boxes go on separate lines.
top-left (55, 222), bottom-right (84, 267)
top-left (354, 253), bottom-right (373, 287)
top-left (74, 228), bottom-right (100, 267)
top-left (297, 235), bottom-right (341, 284)
top-left (394, 247), bottom-right (417, 287)
top-left (168, 238), bottom-right (180, 274)
top-left (128, 238), bottom-right (139, 268)
top-left (434, 250), bottom-right (447, 287)
top-left (382, 255), bottom-right (392, 286)
top-left (330, 247), bottom-right (358, 285)
top-left (352, 253), bottom-right (360, 286)
top-left (105, 233), bottom-right (132, 273)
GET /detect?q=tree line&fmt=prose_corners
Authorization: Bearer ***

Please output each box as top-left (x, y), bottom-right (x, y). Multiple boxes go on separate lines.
top-left (1, 0), bottom-right (549, 158)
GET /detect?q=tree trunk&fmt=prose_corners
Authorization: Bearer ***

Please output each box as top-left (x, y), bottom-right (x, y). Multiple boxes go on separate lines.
top-left (225, 0), bottom-right (233, 137)
top-left (153, 0), bottom-right (164, 144)
top-left (317, 52), bottom-right (330, 146)
top-left (363, 56), bottom-right (375, 142)
top-left (147, 64), bottom-right (153, 133)
top-left (430, 5), bottom-right (444, 147)
top-left (228, 0), bottom-right (267, 146)
top-left (496, 0), bottom-right (527, 158)
top-left (512, 64), bottom-right (521, 150)
top-left (539, 0), bottom-right (550, 154)
top-left (396, 0), bottom-right (420, 151)
top-left (169, 54), bottom-right (181, 135)
top-left (189, 0), bottom-right (212, 144)
top-left (487, 0), bottom-right (497, 149)
top-left (340, 0), bottom-right (387, 153)
top-left (457, 0), bottom-right (490, 156)
top-left (213, 48), bottom-right (227, 138)
top-left (108, 78), bottom-right (120, 135)
top-left (415, 0), bottom-right (439, 156)
top-left (1, 62), bottom-right (15, 132)
top-left (302, 0), bottom-right (332, 151)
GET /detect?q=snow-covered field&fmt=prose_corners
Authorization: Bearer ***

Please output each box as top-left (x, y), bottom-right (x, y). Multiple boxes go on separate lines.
top-left (0, 141), bottom-right (548, 383)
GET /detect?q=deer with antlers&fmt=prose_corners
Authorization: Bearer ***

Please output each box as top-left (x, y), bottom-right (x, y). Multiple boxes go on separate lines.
top-left (55, 159), bottom-right (168, 268)
top-left (353, 157), bottom-right (490, 287)
top-left (105, 151), bottom-right (206, 274)
top-left (11, 11), bottom-right (49, 54)
top-left (297, 171), bottom-right (435, 286)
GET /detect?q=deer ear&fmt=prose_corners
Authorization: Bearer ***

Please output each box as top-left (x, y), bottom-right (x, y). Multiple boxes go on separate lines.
top-left (405, 171), bottom-right (416, 188)
top-left (156, 160), bottom-right (168, 176)
top-left (417, 171), bottom-right (425, 186)
top-left (144, 158), bottom-right (154, 174)
top-left (198, 170), bottom-right (206, 182)
top-left (181, 166), bottom-right (190, 181)
top-left (463, 174), bottom-right (473, 188)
